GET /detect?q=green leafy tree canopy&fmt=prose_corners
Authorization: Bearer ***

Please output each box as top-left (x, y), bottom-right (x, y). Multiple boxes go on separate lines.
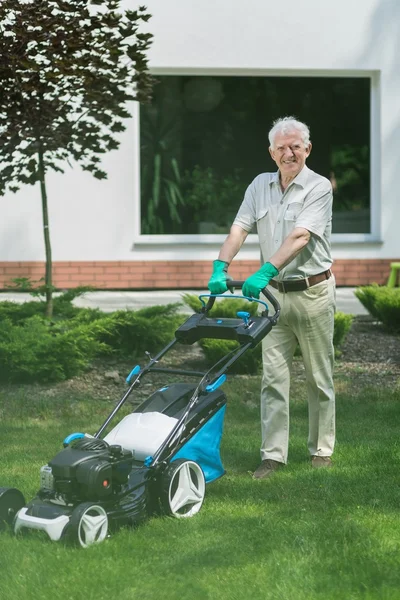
top-left (0, 0), bottom-right (154, 187)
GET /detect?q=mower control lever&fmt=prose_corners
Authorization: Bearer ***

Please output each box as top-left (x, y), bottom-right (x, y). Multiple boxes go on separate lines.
top-left (237, 311), bottom-right (251, 327)
top-left (126, 365), bottom-right (140, 383)
top-left (206, 374), bottom-right (227, 392)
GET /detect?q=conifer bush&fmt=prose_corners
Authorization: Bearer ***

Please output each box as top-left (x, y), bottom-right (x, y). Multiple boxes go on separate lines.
top-left (354, 284), bottom-right (382, 320)
top-left (0, 294), bottom-right (184, 383)
top-left (0, 316), bottom-right (106, 383)
top-left (96, 305), bottom-right (184, 357)
top-left (355, 285), bottom-right (400, 332)
top-left (201, 339), bottom-right (262, 375)
top-left (333, 312), bottom-right (354, 357)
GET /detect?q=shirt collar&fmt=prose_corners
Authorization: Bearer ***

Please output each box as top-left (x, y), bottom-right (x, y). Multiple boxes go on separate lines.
top-left (292, 165), bottom-right (309, 188)
top-left (269, 171), bottom-right (280, 185)
top-left (269, 165), bottom-right (309, 189)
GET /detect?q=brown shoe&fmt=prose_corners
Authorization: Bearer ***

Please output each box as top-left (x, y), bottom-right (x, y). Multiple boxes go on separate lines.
top-left (311, 456), bottom-right (332, 468)
top-left (253, 459), bottom-right (283, 480)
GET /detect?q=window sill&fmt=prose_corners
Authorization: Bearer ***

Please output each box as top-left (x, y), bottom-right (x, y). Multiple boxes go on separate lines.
top-left (132, 233), bottom-right (383, 246)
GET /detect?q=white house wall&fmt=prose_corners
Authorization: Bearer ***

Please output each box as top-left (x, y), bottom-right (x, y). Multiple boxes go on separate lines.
top-left (0, 0), bottom-right (399, 268)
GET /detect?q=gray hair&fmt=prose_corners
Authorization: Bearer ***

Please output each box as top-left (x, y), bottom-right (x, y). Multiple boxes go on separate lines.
top-left (268, 116), bottom-right (311, 149)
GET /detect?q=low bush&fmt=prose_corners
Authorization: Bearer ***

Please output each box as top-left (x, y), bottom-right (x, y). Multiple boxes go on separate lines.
top-left (0, 286), bottom-right (95, 323)
top-left (51, 287), bottom-right (95, 319)
top-left (375, 289), bottom-right (400, 333)
top-left (354, 284), bottom-right (382, 320)
top-left (0, 299), bottom-right (47, 324)
top-left (355, 285), bottom-right (400, 332)
top-left (0, 294), bottom-right (185, 383)
top-left (201, 339), bottom-right (262, 375)
top-left (67, 307), bottom-right (106, 324)
top-left (135, 304), bottom-right (183, 319)
top-left (333, 311), bottom-right (354, 351)
top-left (0, 316), bottom-right (107, 383)
top-left (97, 305), bottom-right (184, 357)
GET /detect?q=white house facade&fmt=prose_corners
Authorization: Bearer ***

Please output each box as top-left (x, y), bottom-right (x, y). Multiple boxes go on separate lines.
top-left (0, 0), bottom-right (398, 289)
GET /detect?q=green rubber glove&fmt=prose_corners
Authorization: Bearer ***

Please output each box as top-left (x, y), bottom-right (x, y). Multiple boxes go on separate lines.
top-left (208, 260), bottom-right (232, 294)
top-left (242, 262), bottom-right (279, 299)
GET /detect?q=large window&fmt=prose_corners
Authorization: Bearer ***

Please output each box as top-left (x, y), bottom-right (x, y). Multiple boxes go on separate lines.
top-left (140, 75), bottom-right (371, 236)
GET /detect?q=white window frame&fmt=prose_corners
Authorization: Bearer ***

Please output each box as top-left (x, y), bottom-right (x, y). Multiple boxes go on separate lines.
top-left (132, 68), bottom-right (381, 246)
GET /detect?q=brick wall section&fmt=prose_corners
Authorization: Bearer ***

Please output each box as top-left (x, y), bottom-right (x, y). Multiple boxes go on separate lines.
top-left (0, 259), bottom-right (398, 289)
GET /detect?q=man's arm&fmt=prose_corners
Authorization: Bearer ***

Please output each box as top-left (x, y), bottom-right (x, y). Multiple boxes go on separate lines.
top-left (269, 227), bottom-right (311, 271)
top-left (242, 227), bottom-right (311, 299)
top-left (218, 224), bottom-right (249, 264)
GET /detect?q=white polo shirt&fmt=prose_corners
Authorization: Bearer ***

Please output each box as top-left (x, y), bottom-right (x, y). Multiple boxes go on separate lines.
top-left (233, 165), bottom-right (333, 281)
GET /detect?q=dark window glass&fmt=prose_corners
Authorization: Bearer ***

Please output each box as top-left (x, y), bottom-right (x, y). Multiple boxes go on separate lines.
top-left (140, 76), bottom-right (370, 235)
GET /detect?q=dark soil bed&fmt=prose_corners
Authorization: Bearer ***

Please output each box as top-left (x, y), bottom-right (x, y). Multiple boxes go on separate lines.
top-left (339, 316), bottom-right (400, 365)
top-left (333, 316), bottom-right (400, 389)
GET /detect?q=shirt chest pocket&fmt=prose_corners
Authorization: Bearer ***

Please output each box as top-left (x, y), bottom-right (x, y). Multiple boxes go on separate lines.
top-left (284, 201), bottom-right (303, 222)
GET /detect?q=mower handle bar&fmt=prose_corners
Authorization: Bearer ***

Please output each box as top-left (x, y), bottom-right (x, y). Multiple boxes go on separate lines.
top-left (229, 280), bottom-right (280, 316)
top-left (203, 280), bottom-right (281, 320)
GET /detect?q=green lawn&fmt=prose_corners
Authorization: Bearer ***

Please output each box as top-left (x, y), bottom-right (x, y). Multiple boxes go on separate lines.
top-left (1, 366), bottom-right (400, 600)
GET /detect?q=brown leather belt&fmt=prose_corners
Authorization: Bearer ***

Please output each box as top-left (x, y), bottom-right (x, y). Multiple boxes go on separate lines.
top-left (269, 269), bottom-right (332, 293)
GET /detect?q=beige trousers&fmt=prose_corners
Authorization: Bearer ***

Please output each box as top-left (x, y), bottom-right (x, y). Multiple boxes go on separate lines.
top-left (260, 276), bottom-right (336, 463)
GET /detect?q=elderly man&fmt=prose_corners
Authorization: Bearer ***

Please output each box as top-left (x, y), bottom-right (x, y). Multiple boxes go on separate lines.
top-left (208, 116), bottom-right (336, 479)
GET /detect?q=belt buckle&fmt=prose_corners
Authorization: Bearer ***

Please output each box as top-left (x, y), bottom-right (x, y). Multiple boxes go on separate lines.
top-left (304, 277), bottom-right (310, 290)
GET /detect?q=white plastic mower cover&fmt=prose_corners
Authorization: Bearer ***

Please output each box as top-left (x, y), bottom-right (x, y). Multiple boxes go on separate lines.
top-left (104, 411), bottom-right (179, 460)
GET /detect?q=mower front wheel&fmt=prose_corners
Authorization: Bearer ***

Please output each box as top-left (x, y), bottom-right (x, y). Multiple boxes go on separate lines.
top-left (0, 487), bottom-right (26, 532)
top-left (65, 502), bottom-right (109, 548)
top-left (160, 459), bottom-right (206, 518)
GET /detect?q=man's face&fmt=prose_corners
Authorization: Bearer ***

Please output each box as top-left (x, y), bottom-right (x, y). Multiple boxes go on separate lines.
top-left (269, 131), bottom-right (312, 179)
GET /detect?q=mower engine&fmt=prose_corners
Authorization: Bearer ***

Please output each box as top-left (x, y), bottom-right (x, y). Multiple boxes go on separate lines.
top-left (41, 437), bottom-right (133, 503)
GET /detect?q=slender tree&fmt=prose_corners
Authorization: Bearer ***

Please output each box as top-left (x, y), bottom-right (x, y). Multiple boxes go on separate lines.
top-left (0, 0), bottom-right (153, 316)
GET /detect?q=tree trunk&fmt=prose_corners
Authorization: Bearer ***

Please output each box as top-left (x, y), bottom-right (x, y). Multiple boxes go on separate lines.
top-left (38, 145), bottom-right (53, 318)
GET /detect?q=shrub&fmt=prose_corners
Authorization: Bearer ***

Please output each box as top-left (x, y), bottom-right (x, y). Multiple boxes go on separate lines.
top-left (0, 299), bottom-right (185, 383)
top-left (135, 303), bottom-right (183, 319)
top-left (375, 289), bottom-right (400, 333)
top-left (51, 287), bottom-right (95, 319)
top-left (355, 285), bottom-right (400, 332)
top-left (333, 312), bottom-right (354, 349)
top-left (0, 299), bottom-right (46, 324)
top-left (200, 339), bottom-right (262, 375)
top-left (96, 306), bottom-right (185, 357)
top-left (0, 316), bottom-right (106, 383)
top-left (0, 286), bottom-right (95, 324)
top-left (68, 307), bottom-right (106, 324)
top-left (354, 284), bottom-right (382, 320)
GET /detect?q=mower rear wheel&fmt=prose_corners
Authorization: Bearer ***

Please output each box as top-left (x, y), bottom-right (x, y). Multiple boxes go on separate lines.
top-left (0, 487), bottom-right (26, 532)
top-left (66, 503), bottom-right (109, 548)
top-left (160, 459), bottom-right (205, 518)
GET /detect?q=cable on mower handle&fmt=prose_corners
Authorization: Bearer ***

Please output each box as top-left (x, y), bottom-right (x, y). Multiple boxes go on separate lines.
top-left (201, 280), bottom-right (281, 322)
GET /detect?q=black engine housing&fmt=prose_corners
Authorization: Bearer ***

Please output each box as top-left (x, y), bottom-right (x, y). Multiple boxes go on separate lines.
top-left (48, 438), bottom-right (133, 502)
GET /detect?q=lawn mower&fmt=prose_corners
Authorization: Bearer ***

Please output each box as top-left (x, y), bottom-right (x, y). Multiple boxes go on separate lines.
top-left (0, 282), bottom-right (280, 548)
